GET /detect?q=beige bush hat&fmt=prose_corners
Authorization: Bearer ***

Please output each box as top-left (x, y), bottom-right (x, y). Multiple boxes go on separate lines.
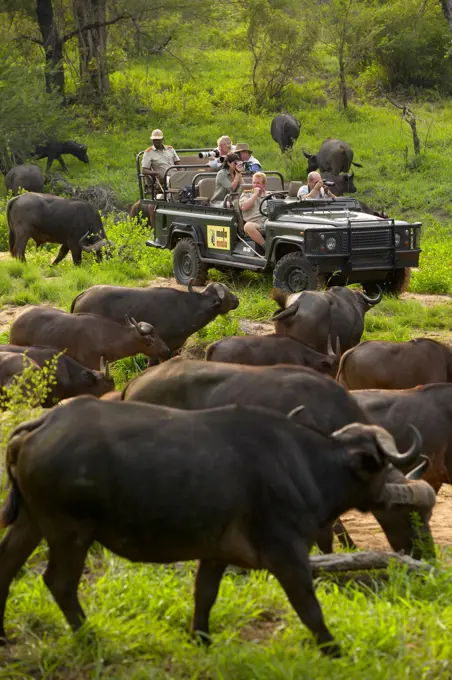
top-left (150, 129), bottom-right (164, 140)
top-left (235, 142), bottom-right (253, 154)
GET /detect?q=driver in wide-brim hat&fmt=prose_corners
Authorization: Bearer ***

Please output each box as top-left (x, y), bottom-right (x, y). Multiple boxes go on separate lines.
top-left (142, 128), bottom-right (180, 184)
top-left (235, 142), bottom-right (262, 172)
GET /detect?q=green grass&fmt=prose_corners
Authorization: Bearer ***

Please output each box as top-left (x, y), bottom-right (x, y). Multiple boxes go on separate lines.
top-left (1, 549), bottom-right (452, 679)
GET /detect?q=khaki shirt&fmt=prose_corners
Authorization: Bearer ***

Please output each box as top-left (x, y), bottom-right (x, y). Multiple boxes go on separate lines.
top-left (239, 190), bottom-right (266, 227)
top-left (142, 145), bottom-right (180, 182)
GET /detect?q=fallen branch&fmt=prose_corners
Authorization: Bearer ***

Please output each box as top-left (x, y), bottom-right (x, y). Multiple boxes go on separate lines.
top-left (310, 551), bottom-right (433, 576)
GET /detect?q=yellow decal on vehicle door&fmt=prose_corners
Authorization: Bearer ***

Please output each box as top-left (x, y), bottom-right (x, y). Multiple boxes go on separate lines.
top-left (207, 225), bottom-right (230, 250)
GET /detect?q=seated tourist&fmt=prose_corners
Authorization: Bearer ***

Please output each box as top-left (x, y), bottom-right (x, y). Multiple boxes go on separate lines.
top-left (239, 172), bottom-right (268, 256)
top-left (207, 135), bottom-right (236, 170)
top-left (297, 171), bottom-right (335, 200)
top-left (210, 153), bottom-right (244, 206)
top-left (235, 143), bottom-right (262, 172)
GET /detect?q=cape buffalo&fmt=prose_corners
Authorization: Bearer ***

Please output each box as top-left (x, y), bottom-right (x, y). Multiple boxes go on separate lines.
top-left (5, 164), bottom-right (44, 195)
top-left (121, 358), bottom-right (435, 559)
top-left (0, 397), bottom-right (433, 654)
top-left (33, 141), bottom-right (89, 172)
top-left (271, 286), bottom-right (382, 355)
top-left (7, 193), bottom-right (111, 265)
top-left (0, 345), bottom-right (114, 406)
top-left (70, 281), bottom-right (239, 353)
top-left (9, 306), bottom-right (169, 370)
top-left (304, 138), bottom-right (363, 175)
top-left (337, 338), bottom-right (452, 390)
top-left (322, 171), bottom-right (357, 196)
top-left (205, 333), bottom-right (340, 377)
top-left (354, 384), bottom-right (452, 493)
top-left (129, 200), bottom-right (155, 227)
top-left (0, 352), bottom-right (41, 401)
top-left (270, 113), bottom-right (301, 153)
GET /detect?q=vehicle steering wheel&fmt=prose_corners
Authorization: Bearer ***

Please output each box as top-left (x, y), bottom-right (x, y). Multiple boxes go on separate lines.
top-left (259, 191), bottom-right (288, 216)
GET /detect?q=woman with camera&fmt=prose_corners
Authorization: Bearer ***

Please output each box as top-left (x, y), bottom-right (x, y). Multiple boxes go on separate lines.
top-left (210, 153), bottom-right (244, 206)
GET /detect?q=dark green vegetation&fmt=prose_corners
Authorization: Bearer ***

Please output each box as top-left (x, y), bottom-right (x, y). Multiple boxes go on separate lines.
top-left (1, 0), bottom-right (452, 677)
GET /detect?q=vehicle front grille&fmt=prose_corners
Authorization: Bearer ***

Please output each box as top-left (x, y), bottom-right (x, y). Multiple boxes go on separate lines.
top-left (351, 252), bottom-right (393, 268)
top-left (351, 228), bottom-right (392, 250)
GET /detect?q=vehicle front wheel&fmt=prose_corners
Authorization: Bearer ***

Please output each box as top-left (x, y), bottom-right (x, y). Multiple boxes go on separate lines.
top-left (273, 252), bottom-right (317, 292)
top-left (173, 238), bottom-right (208, 286)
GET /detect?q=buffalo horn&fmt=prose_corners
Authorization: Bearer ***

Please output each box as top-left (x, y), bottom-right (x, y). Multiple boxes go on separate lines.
top-left (380, 480), bottom-right (436, 509)
top-left (405, 455), bottom-right (430, 481)
top-left (375, 424), bottom-right (422, 467)
top-left (287, 405), bottom-right (305, 420)
top-left (135, 320), bottom-right (154, 335)
top-left (100, 356), bottom-right (110, 379)
top-left (92, 238), bottom-right (109, 252)
top-left (79, 231), bottom-right (94, 252)
top-left (360, 285), bottom-right (383, 305)
top-left (188, 279), bottom-right (194, 294)
top-left (100, 356), bottom-right (105, 372)
top-left (335, 336), bottom-right (341, 359)
top-left (302, 150), bottom-right (311, 159)
top-left (124, 314), bottom-right (135, 328)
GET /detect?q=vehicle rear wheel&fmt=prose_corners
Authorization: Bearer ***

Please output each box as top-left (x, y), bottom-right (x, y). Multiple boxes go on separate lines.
top-left (273, 252), bottom-right (317, 293)
top-left (173, 238), bottom-right (208, 286)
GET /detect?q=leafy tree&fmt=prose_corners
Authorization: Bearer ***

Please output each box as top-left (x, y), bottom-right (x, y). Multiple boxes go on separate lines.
top-left (235, 0), bottom-right (316, 109)
top-left (0, 41), bottom-right (68, 171)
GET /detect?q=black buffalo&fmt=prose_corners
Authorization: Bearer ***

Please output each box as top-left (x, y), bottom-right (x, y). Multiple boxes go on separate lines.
top-left (337, 338), bottom-right (452, 390)
top-left (205, 333), bottom-right (340, 377)
top-left (322, 171), bottom-right (357, 196)
top-left (0, 345), bottom-right (114, 406)
top-left (121, 358), bottom-right (435, 559)
top-left (70, 281), bottom-right (239, 353)
top-left (354, 384), bottom-right (452, 493)
top-left (5, 165), bottom-right (44, 195)
top-left (304, 138), bottom-right (362, 175)
top-left (33, 141), bottom-right (89, 172)
top-left (270, 113), bottom-right (301, 153)
top-left (7, 193), bottom-right (111, 264)
top-left (272, 286), bottom-right (382, 355)
top-left (0, 397), bottom-right (433, 654)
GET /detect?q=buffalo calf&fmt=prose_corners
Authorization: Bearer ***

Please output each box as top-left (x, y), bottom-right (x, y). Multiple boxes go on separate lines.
top-left (33, 141), bottom-right (89, 173)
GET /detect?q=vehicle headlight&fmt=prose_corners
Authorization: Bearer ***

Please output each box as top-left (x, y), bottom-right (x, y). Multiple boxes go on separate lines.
top-left (326, 236), bottom-right (337, 251)
top-left (394, 233), bottom-right (401, 247)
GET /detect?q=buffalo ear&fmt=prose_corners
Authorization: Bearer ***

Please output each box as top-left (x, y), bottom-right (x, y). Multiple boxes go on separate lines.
top-left (272, 302), bottom-right (298, 321)
top-left (302, 150), bottom-right (311, 159)
top-left (349, 449), bottom-right (385, 479)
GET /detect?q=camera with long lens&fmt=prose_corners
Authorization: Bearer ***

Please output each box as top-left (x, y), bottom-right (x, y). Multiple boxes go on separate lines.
top-left (198, 150), bottom-right (220, 159)
top-left (322, 180), bottom-right (335, 187)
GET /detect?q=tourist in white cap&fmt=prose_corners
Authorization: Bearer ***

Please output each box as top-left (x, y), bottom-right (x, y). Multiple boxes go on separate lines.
top-left (141, 129), bottom-right (180, 187)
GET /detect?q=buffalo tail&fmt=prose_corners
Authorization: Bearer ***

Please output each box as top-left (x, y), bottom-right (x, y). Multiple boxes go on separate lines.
top-left (6, 196), bottom-right (18, 257)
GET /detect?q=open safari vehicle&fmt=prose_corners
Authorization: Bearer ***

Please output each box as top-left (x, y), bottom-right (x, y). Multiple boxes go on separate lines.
top-left (136, 150), bottom-right (422, 293)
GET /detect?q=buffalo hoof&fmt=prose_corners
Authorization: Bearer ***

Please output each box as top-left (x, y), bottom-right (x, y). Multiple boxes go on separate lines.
top-left (320, 640), bottom-right (341, 657)
top-left (193, 629), bottom-right (212, 646)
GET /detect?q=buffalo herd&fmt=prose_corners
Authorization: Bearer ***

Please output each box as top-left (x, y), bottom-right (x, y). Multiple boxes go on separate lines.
top-left (0, 271), bottom-right (448, 656)
top-left (0, 127), bottom-right (446, 657)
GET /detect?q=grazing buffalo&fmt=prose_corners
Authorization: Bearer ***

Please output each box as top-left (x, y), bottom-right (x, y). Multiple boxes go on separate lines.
top-left (7, 193), bottom-right (111, 265)
top-left (70, 281), bottom-right (239, 353)
top-left (33, 141), bottom-right (89, 172)
top-left (0, 345), bottom-right (114, 406)
top-left (354, 384), bottom-right (452, 493)
top-left (5, 165), bottom-right (44, 195)
top-left (121, 358), bottom-right (435, 559)
top-left (337, 338), bottom-right (452, 390)
top-left (0, 397), bottom-right (433, 654)
top-left (270, 113), bottom-right (301, 153)
top-left (9, 306), bottom-right (169, 370)
top-left (206, 334), bottom-right (340, 377)
top-left (322, 171), bottom-right (357, 196)
top-left (304, 138), bottom-right (362, 175)
top-left (271, 286), bottom-right (382, 355)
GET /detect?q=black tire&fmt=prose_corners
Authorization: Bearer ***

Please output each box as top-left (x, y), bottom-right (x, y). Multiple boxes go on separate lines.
top-left (173, 238), bottom-right (208, 286)
top-left (273, 252), bottom-right (318, 293)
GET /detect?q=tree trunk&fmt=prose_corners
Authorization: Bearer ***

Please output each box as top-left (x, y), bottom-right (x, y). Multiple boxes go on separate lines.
top-left (440, 0), bottom-right (452, 31)
top-left (338, 44), bottom-right (347, 110)
top-left (36, 0), bottom-right (65, 96)
top-left (73, 0), bottom-right (109, 102)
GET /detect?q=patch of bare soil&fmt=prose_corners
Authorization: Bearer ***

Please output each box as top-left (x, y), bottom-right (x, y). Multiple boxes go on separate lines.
top-left (401, 292), bottom-right (452, 306)
top-left (0, 304), bottom-right (28, 334)
top-left (339, 486), bottom-right (452, 550)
